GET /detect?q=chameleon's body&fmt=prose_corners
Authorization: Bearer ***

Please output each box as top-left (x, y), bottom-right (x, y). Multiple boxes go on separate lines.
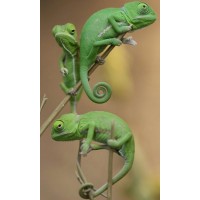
top-left (80, 1), bottom-right (157, 104)
top-left (52, 23), bottom-right (82, 112)
top-left (52, 111), bottom-right (134, 197)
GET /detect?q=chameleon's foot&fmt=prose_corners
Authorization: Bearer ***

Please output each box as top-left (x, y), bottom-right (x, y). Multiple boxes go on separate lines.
top-left (107, 139), bottom-right (120, 149)
top-left (96, 56), bottom-right (105, 65)
top-left (128, 24), bottom-right (134, 31)
top-left (85, 144), bottom-right (103, 154)
top-left (67, 89), bottom-right (77, 96)
top-left (60, 67), bottom-right (68, 76)
top-left (80, 141), bottom-right (90, 156)
top-left (122, 36), bottom-right (137, 46)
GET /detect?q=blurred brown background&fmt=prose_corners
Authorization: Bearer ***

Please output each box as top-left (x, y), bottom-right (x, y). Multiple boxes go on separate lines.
top-left (41, 0), bottom-right (160, 200)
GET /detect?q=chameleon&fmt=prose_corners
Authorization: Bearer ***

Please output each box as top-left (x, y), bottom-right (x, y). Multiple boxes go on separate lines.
top-left (79, 1), bottom-right (157, 104)
top-left (52, 23), bottom-right (82, 113)
top-left (51, 111), bottom-right (134, 197)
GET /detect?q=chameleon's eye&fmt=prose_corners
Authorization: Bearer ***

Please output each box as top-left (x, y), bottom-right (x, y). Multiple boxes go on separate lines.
top-left (70, 29), bottom-right (75, 35)
top-left (53, 120), bottom-right (64, 133)
top-left (138, 3), bottom-right (149, 15)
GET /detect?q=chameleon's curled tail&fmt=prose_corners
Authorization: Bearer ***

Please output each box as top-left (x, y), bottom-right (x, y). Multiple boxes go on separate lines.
top-left (80, 66), bottom-right (112, 104)
top-left (93, 142), bottom-right (134, 197)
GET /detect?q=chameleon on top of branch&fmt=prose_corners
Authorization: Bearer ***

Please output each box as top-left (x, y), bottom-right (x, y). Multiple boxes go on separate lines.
top-left (52, 23), bottom-right (82, 113)
top-left (51, 111), bottom-right (134, 197)
top-left (80, 1), bottom-right (157, 104)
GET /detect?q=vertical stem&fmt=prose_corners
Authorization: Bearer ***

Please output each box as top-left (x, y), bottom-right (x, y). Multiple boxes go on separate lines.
top-left (40, 94), bottom-right (48, 112)
top-left (107, 122), bottom-right (115, 200)
top-left (76, 140), bottom-right (88, 184)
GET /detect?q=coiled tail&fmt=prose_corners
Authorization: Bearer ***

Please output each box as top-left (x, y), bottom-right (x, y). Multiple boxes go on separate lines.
top-left (93, 139), bottom-right (134, 197)
top-left (80, 66), bottom-right (112, 104)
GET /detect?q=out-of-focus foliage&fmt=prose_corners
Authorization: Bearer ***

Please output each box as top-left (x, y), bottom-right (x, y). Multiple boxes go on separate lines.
top-left (103, 46), bottom-right (135, 99)
top-left (124, 136), bottom-right (160, 200)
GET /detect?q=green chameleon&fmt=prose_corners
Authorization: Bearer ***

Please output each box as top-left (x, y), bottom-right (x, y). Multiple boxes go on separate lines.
top-left (52, 23), bottom-right (82, 113)
top-left (52, 111), bottom-right (134, 197)
top-left (80, 1), bottom-right (157, 104)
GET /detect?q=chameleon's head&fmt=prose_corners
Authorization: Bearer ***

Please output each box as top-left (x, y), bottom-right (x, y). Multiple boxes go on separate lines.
top-left (52, 23), bottom-right (79, 55)
top-left (123, 1), bottom-right (157, 30)
top-left (51, 113), bottom-right (80, 141)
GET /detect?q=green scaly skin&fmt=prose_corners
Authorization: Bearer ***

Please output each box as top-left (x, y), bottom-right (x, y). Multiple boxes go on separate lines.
top-left (52, 23), bottom-right (82, 113)
top-left (80, 1), bottom-right (157, 104)
top-left (52, 111), bottom-right (135, 197)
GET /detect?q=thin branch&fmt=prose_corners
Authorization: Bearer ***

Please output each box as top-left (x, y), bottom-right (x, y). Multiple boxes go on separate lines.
top-left (40, 34), bottom-right (126, 136)
top-left (40, 96), bottom-right (70, 136)
top-left (107, 122), bottom-right (115, 200)
top-left (76, 142), bottom-right (94, 200)
top-left (76, 142), bottom-right (108, 199)
top-left (40, 94), bottom-right (48, 112)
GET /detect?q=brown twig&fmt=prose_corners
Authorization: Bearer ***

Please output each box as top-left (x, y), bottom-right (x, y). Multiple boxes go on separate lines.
top-left (107, 122), bottom-right (115, 200)
top-left (76, 141), bottom-right (108, 199)
top-left (40, 96), bottom-right (70, 136)
top-left (40, 94), bottom-right (48, 112)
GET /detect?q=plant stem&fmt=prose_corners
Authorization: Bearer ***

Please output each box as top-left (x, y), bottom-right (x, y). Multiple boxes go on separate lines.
top-left (40, 94), bottom-right (48, 112)
top-left (107, 122), bottom-right (115, 200)
top-left (40, 96), bottom-right (70, 136)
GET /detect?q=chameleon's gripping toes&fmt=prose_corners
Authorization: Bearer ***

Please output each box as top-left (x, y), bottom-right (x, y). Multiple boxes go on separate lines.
top-left (80, 1), bottom-right (157, 104)
top-left (52, 111), bottom-right (135, 197)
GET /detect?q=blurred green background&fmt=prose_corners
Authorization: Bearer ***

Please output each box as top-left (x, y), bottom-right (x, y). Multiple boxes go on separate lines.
top-left (40, 0), bottom-right (160, 199)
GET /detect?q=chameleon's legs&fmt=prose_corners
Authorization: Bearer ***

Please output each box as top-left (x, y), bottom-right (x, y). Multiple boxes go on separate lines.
top-left (93, 38), bottom-right (122, 65)
top-left (90, 144), bottom-right (108, 150)
top-left (60, 82), bottom-right (80, 113)
top-left (88, 143), bottom-right (118, 154)
top-left (107, 132), bottom-right (132, 149)
top-left (108, 15), bottom-right (132, 34)
top-left (94, 38), bottom-right (122, 47)
top-left (60, 82), bottom-right (71, 94)
top-left (81, 123), bottom-right (95, 155)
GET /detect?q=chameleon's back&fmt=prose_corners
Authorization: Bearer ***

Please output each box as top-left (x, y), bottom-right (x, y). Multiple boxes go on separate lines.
top-left (82, 111), bottom-right (135, 161)
top-left (80, 7), bottom-right (120, 63)
top-left (82, 111), bottom-right (132, 133)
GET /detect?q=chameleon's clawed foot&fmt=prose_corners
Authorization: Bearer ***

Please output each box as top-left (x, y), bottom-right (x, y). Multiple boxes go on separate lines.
top-left (60, 67), bottom-right (68, 76)
top-left (128, 24), bottom-right (133, 31)
top-left (80, 141), bottom-right (90, 156)
top-left (107, 139), bottom-right (120, 148)
top-left (67, 89), bottom-right (77, 96)
top-left (80, 143), bottom-right (108, 155)
top-left (96, 56), bottom-right (105, 65)
top-left (84, 144), bottom-right (98, 154)
top-left (122, 36), bottom-right (137, 46)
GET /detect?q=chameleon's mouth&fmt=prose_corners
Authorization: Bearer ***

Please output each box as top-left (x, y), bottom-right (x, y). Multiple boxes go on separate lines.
top-left (54, 32), bottom-right (78, 55)
top-left (55, 32), bottom-right (77, 43)
top-left (134, 14), bottom-right (157, 22)
top-left (52, 131), bottom-right (73, 141)
top-left (60, 39), bottom-right (71, 53)
top-left (55, 32), bottom-right (75, 39)
top-left (132, 14), bottom-right (157, 29)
